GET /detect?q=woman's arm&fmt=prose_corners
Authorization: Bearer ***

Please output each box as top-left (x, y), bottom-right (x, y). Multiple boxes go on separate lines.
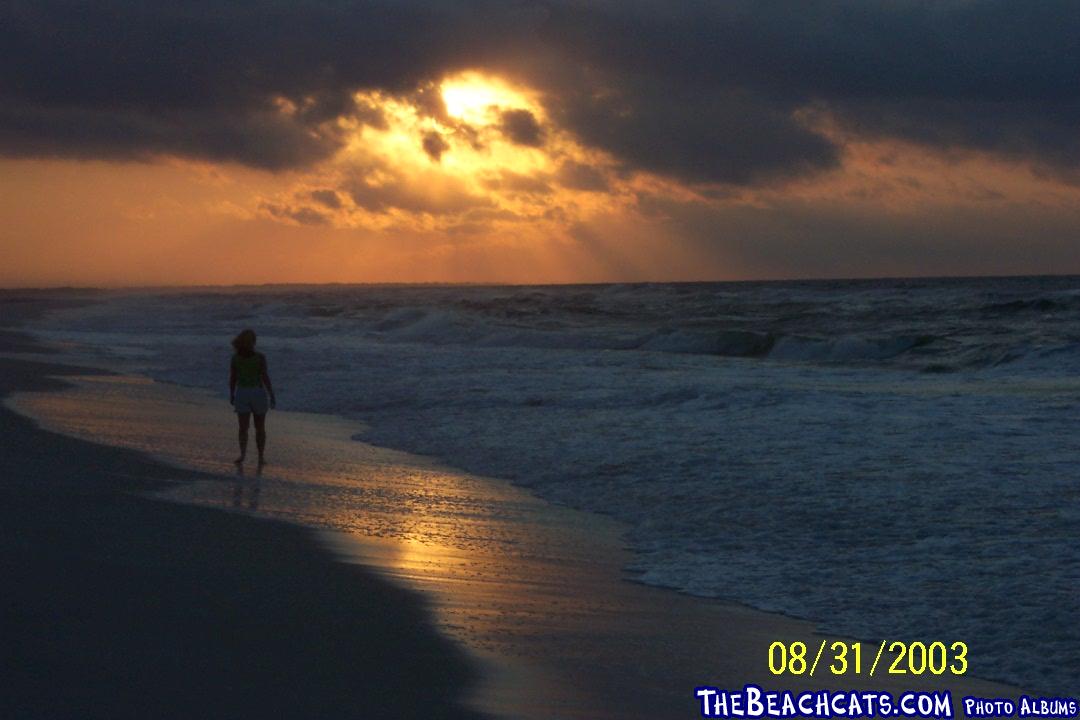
top-left (260, 354), bottom-right (276, 408)
top-left (228, 357), bottom-right (237, 403)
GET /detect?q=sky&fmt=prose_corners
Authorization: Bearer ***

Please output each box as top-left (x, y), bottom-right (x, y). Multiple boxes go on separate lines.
top-left (2, 0), bottom-right (1080, 286)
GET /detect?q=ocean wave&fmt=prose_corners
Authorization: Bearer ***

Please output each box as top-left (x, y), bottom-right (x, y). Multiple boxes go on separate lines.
top-left (638, 328), bottom-right (775, 357)
top-left (976, 287), bottom-right (1080, 315)
top-left (23, 277), bottom-right (1080, 376)
top-left (769, 333), bottom-right (938, 363)
top-left (22, 276), bottom-right (1080, 695)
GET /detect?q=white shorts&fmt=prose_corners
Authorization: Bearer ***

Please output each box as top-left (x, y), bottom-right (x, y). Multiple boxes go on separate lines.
top-left (234, 386), bottom-right (269, 415)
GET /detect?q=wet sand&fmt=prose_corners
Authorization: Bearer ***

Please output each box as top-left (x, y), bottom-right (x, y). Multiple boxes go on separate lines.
top-left (6, 348), bottom-right (1028, 719)
top-left (0, 342), bottom-right (485, 719)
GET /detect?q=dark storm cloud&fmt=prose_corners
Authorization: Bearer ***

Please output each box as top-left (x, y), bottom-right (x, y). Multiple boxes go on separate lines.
top-left (534, 0), bottom-right (1080, 182)
top-left (260, 201), bottom-right (329, 226)
top-left (0, 96), bottom-right (343, 169)
top-left (309, 190), bottom-right (342, 209)
top-left (0, 0), bottom-right (539, 169)
top-left (4, 1), bottom-right (1080, 183)
top-left (556, 160), bottom-right (610, 192)
top-left (422, 132), bottom-right (450, 161)
top-left (499, 109), bottom-right (544, 147)
top-left (545, 77), bottom-right (840, 184)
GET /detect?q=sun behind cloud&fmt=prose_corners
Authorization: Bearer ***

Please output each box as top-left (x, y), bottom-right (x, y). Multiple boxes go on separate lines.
top-left (252, 70), bottom-right (637, 239)
top-left (440, 72), bottom-right (538, 124)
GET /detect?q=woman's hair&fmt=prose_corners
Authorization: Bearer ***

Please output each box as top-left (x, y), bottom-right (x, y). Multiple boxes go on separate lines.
top-left (232, 329), bottom-right (257, 355)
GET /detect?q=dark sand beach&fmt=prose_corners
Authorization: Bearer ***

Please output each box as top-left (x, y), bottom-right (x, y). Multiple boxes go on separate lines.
top-left (0, 333), bottom-right (485, 719)
top-left (1, 311), bottom-right (1030, 719)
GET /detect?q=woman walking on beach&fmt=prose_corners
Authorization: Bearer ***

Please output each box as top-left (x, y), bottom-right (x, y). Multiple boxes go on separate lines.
top-left (229, 329), bottom-right (276, 465)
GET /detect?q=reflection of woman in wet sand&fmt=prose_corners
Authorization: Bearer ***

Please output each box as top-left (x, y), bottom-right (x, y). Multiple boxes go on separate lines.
top-left (233, 461), bottom-right (262, 510)
top-left (228, 329), bottom-right (276, 465)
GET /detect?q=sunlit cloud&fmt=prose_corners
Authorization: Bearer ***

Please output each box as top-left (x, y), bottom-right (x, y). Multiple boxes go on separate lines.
top-left (440, 72), bottom-right (534, 125)
top-left (7, 1), bottom-right (1080, 286)
top-left (251, 71), bottom-right (658, 243)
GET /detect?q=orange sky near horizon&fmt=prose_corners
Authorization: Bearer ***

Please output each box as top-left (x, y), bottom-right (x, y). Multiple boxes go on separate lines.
top-left (3, 71), bottom-right (1080, 288)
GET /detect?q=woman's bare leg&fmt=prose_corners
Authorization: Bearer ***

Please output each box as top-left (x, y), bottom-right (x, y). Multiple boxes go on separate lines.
top-left (253, 413), bottom-right (267, 464)
top-left (235, 412), bottom-right (251, 464)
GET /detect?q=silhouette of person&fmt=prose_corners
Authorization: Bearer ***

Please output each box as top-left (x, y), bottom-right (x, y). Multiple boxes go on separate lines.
top-left (228, 329), bottom-right (276, 465)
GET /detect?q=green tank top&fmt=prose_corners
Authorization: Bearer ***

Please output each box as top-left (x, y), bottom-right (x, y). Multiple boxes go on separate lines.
top-left (233, 353), bottom-right (262, 388)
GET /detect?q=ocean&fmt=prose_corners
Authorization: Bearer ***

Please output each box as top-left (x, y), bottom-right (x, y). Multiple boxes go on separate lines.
top-left (16, 276), bottom-right (1080, 693)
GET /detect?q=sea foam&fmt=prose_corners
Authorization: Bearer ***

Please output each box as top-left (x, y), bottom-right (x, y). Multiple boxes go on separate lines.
top-left (21, 277), bottom-right (1080, 694)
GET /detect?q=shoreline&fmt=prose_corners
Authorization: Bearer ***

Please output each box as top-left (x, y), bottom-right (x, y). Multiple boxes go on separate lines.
top-left (0, 336), bottom-right (487, 719)
top-left (3, 331), bottom-right (1031, 718)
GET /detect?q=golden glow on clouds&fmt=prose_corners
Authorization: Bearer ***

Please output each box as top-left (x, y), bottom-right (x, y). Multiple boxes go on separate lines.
top-left (257, 71), bottom-right (638, 240)
top-left (440, 72), bottom-right (535, 124)
top-left (6, 71), bottom-right (1080, 286)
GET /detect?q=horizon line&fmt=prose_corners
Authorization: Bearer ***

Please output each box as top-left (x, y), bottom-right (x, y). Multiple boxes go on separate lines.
top-left (1, 270), bottom-right (1079, 293)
